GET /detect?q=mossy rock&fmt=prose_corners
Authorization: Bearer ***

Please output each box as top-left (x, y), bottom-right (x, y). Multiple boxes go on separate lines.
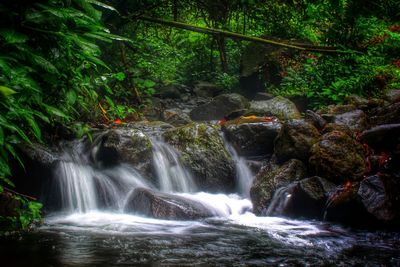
top-left (249, 96), bottom-right (301, 121)
top-left (163, 123), bottom-right (235, 193)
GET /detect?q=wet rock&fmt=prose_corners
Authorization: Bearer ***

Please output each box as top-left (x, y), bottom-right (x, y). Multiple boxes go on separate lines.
top-left (12, 143), bottom-right (60, 201)
top-left (274, 119), bottom-right (320, 163)
top-left (345, 95), bottom-right (370, 109)
top-left (125, 121), bottom-right (174, 137)
top-left (385, 89), bottom-right (400, 103)
top-left (92, 128), bottom-right (153, 179)
top-left (332, 109), bottom-right (367, 132)
top-left (324, 183), bottom-right (374, 227)
top-left (124, 188), bottom-right (214, 220)
top-left (163, 123), bottom-right (235, 193)
top-left (360, 123), bottom-right (400, 149)
top-left (276, 177), bottom-right (335, 219)
top-left (158, 84), bottom-right (181, 99)
top-left (190, 93), bottom-right (250, 121)
top-left (370, 102), bottom-right (400, 125)
top-left (223, 121), bottom-right (281, 157)
top-left (305, 110), bottom-right (326, 130)
top-left (318, 104), bottom-right (357, 115)
top-left (309, 131), bottom-right (366, 184)
top-left (193, 81), bottom-right (223, 97)
top-left (358, 175), bottom-right (400, 223)
top-left (249, 96), bottom-right (301, 120)
top-left (250, 159), bottom-right (307, 215)
top-left (321, 123), bottom-right (353, 136)
top-left (161, 108), bottom-right (192, 127)
top-left (288, 95), bottom-right (309, 113)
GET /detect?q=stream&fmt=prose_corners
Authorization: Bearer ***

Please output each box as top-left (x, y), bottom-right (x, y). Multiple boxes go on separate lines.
top-left (1, 136), bottom-right (400, 266)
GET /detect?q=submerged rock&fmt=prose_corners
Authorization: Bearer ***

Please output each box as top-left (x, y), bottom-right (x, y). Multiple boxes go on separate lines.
top-left (250, 159), bottom-right (307, 215)
top-left (274, 119), bottom-right (320, 163)
top-left (91, 128), bottom-right (154, 179)
top-left (249, 96), bottom-right (301, 120)
top-left (309, 131), bottom-right (366, 183)
top-left (124, 188), bottom-right (214, 220)
top-left (223, 121), bottom-right (281, 156)
top-left (189, 93), bottom-right (249, 121)
top-left (163, 123), bottom-right (235, 192)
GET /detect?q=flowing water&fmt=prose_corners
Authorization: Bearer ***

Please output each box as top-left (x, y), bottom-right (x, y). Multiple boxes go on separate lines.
top-left (1, 137), bottom-right (400, 266)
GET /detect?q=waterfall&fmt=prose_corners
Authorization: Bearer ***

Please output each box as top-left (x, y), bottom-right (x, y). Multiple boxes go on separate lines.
top-left (266, 184), bottom-right (297, 216)
top-left (151, 139), bottom-right (197, 193)
top-left (51, 140), bottom-right (153, 213)
top-left (222, 135), bottom-right (254, 197)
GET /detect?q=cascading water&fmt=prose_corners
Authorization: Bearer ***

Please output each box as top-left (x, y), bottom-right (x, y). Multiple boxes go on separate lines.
top-left (222, 134), bottom-right (254, 197)
top-left (151, 139), bottom-right (196, 193)
top-left (12, 131), bottom-right (398, 266)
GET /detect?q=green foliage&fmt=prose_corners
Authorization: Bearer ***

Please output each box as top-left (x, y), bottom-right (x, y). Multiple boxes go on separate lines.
top-left (0, 0), bottom-right (120, 229)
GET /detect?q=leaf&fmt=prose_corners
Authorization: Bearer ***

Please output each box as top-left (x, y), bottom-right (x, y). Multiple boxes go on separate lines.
top-left (114, 72), bottom-right (126, 81)
top-left (25, 116), bottom-right (41, 140)
top-left (66, 90), bottom-right (77, 105)
top-left (0, 86), bottom-right (17, 96)
top-left (87, 0), bottom-right (119, 13)
top-left (0, 118), bottom-right (31, 144)
top-left (44, 105), bottom-right (70, 120)
top-left (0, 126), bottom-right (3, 145)
top-left (0, 29), bottom-right (28, 44)
top-left (143, 79), bottom-right (156, 88)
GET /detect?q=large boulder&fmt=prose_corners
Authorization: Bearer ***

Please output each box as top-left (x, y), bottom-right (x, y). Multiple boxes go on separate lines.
top-left (309, 131), bottom-right (366, 184)
top-left (250, 159), bottom-right (307, 215)
top-left (267, 176), bottom-right (335, 219)
top-left (370, 102), bottom-right (400, 125)
top-left (332, 109), bottom-right (368, 132)
top-left (91, 128), bottom-right (154, 179)
top-left (193, 81), bottom-right (223, 97)
top-left (12, 143), bottom-right (60, 201)
top-left (163, 123), bottom-right (235, 192)
top-left (358, 174), bottom-right (400, 223)
top-left (124, 188), bottom-right (214, 220)
top-left (190, 93), bottom-right (250, 121)
top-left (223, 121), bottom-right (281, 156)
top-left (385, 89), bottom-right (400, 103)
top-left (360, 123), bottom-right (400, 150)
top-left (274, 119), bottom-right (320, 163)
top-left (249, 96), bottom-right (301, 120)
top-left (161, 108), bottom-right (192, 127)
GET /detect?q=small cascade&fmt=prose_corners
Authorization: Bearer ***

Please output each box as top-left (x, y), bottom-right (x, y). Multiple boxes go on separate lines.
top-left (51, 140), bottom-right (153, 213)
top-left (151, 139), bottom-right (196, 193)
top-left (266, 184), bottom-right (297, 216)
top-left (222, 135), bottom-right (254, 197)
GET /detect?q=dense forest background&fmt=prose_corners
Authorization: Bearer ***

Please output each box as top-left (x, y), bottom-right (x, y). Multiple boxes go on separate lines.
top-left (0, 0), bottom-right (399, 229)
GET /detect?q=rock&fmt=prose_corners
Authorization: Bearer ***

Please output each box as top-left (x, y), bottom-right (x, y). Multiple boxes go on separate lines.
top-left (370, 102), bottom-right (400, 125)
top-left (309, 131), bottom-right (366, 183)
top-left (358, 174), bottom-right (400, 223)
top-left (332, 109), bottom-right (367, 132)
top-left (12, 143), bottom-right (60, 201)
top-left (345, 95), bottom-right (370, 109)
top-left (305, 110), bottom-right (326, 130)
top-left (267, 176), bottom-right (335, 219)
top-left (223, 121), bottom-right (281, 156)
top-left (249, 96), bottom-right (301, 120)
top-left (125, 121), bottom-right (174, 137)
top-left (158, 84), bottom-right (181, 99)
top-left (91, 128), bottom-right (154, 179)
top-left (321, 123), bottom-right (353, 136)
top-left (190, 93), bottom-right (250, 121)
top-left (360, 123), bottom-right (400, 149)
top-left (274, 119), bottom-right (320, 163)
top-left (193, 81), bottom-right (223, 97)
top-left (318, 104), bottom-right (357, 115)
top-left (288, 95), bottom-right (310, 113)
top-left (253, 92), bottom-right (274, 101)
top-left (163, 123), bottom-right (235, 192)
top-left (161, 108), bottom-right (192, 127)
top-left (250, 159), bottom-right (307, 215)
top-left (385, 89), bottom-right (400, 103)
top-left (324, 182), bottom-right (375, 227)
top-left (124, 188), bottom-right (214, 220)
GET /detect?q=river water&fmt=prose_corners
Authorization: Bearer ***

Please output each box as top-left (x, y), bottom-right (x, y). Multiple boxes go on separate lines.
top-left (1, 136), bottom-right (399, 266)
